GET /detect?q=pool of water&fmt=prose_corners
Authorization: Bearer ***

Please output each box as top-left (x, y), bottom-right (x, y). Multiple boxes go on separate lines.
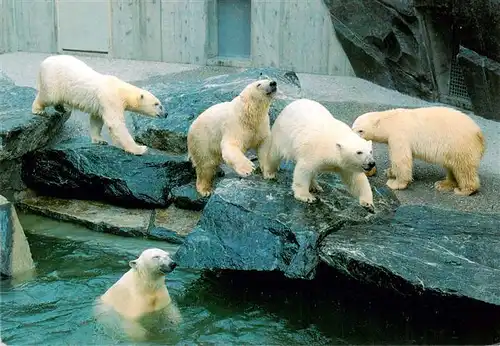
top-left (1, 213), bottom-right (499, 345)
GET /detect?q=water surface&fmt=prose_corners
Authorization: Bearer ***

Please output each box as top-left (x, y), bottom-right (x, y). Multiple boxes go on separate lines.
top-left (1, 214), bottom-right (499, 345)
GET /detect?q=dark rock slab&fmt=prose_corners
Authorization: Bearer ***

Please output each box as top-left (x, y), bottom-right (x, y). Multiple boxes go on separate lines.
top-left (133, 67), bottom-right (301, 153)
top-left (174, 171), bottom-right (400, 280)
top-left (322, 0), bottom-right (435, 100)
top-left (0, 83), bottom-right (71, 198)
top-left (170, 183), bottom-right (210, 211)
top-left (0, 195), bottom-right (35, 278)
top-left (458, 46), bottom-right (500, 122)
top-left (21, 137), bottom-right (196, 208)
top-left (320, 205), bottom-right (500, 306)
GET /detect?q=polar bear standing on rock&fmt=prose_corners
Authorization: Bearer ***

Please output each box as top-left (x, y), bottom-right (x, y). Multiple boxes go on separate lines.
top-left (351, 106), bottom-right (485, 195)
top-left (187, 79), bottom-right (277, 196)
top-left (95, 248), bottom-right (181, 341)
top-left (261, 99), bottom-right (376, 212)
top-left (32, 55), bottom-right (166, 155)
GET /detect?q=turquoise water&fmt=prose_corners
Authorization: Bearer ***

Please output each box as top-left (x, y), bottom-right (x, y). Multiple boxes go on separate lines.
top-left (1, 214), bottom-right (499, 345)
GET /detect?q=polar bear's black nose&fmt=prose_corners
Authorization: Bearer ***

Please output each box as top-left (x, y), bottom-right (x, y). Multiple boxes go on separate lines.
top-left (270, 81), bottom-right (277, 87)
top-left (169, 262), bottom-right (177, 270)
top-left (367, 161), bottom-right (376, 169)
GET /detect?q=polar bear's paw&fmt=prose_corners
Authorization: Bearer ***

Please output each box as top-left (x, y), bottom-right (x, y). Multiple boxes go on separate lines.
top-left (234, 159), bottom-right (255, 177)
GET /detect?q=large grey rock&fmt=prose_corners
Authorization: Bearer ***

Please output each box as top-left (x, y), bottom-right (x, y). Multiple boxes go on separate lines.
top-left (457, 46), bottom-right (500, 122)
top-left (320, 205), bottom-right (500, 306)
top-left (0, 77), bottom-right (71, 198)
top-left (322, 0), bottom-right (435, 100)
top-left (0, 195), bottom-right (35, 278)
top-left (21, 137), bottom-right (195, 208)
top-left (174, 170), bottom-right (400, 280)
top-left (133, 67), bottom-right (301, 153)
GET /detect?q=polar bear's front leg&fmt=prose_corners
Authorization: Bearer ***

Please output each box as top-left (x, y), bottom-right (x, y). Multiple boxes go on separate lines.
top-left (257, 136), bottom-right (279, 179)
top-left (105, 113), bottom-right (148, 155)
top-left (221, 138), bottom-right (255, 177)
top-left (90, 113), bottom-right (108, 145)
top-left (32, 93), bottom-right (47, 115)
top-left (386, 139), bottom-right (413, 190)
top-left (340, 170), bottom-right (375, 213)
top-left (292, 161), bottom-right (316, 203)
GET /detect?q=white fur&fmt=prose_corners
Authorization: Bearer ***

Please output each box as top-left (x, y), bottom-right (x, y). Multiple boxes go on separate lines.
top-left (187, 79), bottom-right (277, 196)
top-left (95, 248), bottom-right (181, 341)
top-left (261, 99), bottom-right (376, 211)
top-left (32, 55), bottom-right (165, 155)
top-left (352, 107), bottom-right (485, 195)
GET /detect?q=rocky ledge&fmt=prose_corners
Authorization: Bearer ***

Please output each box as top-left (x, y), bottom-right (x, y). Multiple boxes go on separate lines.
top-left (132, 67), bottom-right (301, 154)
top-left (320, 205), bottom-right (500, 307)
top-left (174, 169), bottom-right (400, 280)
top-left (17, 196), bottom-right (201, 244)
top-left (0, 74), bottom-right (71, 198)
top-left (21, 137), bottom-right (195, 208)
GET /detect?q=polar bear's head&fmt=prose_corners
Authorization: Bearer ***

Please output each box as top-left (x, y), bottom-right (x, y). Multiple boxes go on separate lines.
top-left (240, 79), bottom-right (278, 102)
top-left (336, 136), bottom-right (376, 173)
top-left (134, 90), bottom-right (167, 118)
top-left (351, 111), bottom-right (390, 143)
top-left (129, 248), bottom-right (177, 277)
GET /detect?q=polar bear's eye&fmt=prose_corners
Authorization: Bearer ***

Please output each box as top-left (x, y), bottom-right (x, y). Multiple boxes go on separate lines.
top-left (154, 102), bottom-right (159, 106)
top-left (257, 83), bottom-right (261, 87)
top-left (356, 151), bottom-right (363, 155)
top-left (358, 130), bottom-right (364, 134)
top-left (152, 255), bottom-right (160, 259)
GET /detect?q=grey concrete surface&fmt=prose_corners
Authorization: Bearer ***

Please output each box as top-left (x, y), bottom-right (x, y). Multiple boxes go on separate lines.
top-left (1, 52), bottom-right (498, 215)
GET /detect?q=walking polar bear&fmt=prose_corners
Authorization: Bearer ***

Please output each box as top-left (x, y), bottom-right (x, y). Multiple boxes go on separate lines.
top-left (32, 54), bottom-right (166, 155)
top-left (261, 98), bottom-right (376, 212)
top-left (351, 106), bottom-right (485, 195)
top-left (187, 79), bottom-right (277, 196)
top-left (95, 248), bottom-right (181, 341)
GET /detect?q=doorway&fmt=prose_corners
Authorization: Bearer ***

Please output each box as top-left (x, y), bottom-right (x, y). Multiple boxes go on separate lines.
top-left (217, 0), bottom-right (251, 58)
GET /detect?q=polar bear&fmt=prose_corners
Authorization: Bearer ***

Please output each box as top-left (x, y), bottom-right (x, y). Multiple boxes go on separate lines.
top-left (95, 248), bottom-right (181, 341)
top-left (187, 78), bottom-right (277, 196)
top-left (261, 99), bottom-right (376, 212)
top-left (351, 107), bottom-right (485, 195)
top-left (32, 55), bottom-right (166, 155)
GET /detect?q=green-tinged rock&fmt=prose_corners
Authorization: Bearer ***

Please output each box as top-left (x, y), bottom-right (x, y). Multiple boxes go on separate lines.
top-left (133, 67), bottom-right (301, 154)
top-left (174, 170), bottom-right (399, 280)
top-left (21, 137), bottom-right (196, 208)
top-left (320, 205), bottom-right (500, 306)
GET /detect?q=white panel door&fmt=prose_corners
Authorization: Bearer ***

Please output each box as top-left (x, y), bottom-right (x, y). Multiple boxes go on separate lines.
top-left (57, 0), bottom-right (110, 53)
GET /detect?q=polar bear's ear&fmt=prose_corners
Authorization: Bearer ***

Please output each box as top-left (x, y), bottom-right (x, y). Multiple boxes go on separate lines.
top-left (129, 260), bottom-right (138, 269)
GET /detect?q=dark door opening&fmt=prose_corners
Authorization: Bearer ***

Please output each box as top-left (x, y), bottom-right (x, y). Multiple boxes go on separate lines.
top-left (217, 0), bottom-right (251, 58)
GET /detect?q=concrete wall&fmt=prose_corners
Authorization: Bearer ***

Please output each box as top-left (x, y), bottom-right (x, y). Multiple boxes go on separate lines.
top-left (0, 0), bottom-right (354, 76)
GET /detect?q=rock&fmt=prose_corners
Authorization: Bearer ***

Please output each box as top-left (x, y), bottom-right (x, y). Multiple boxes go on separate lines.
top-left (133, 67), bottom-right (301, 153)
top-left (174, 171), bottom-right (400, 280)
top-left (0, 84), bottom-right (71, 198)
top-left (457, 46), bottom-right (500, 122)
top-left (16, 196), bottom-right (200, 242)
top-left (319, 205), bottom-right (500, 306)
top-left (17, 196), bottom-right (152, 237)
top-left (322, 0), bottom-right (435, 100)
top-left (149, 206), bottom-right (201, 244)
top-left (0, 195), bottom-right (35, 278)
top-left (21, 137), bottom-right (196, 208)
top-left (170, 183), bottom-right (210, 211)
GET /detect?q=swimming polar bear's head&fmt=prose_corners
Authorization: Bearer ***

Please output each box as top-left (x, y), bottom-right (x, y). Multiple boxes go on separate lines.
top-left (336, 136), bottom-right (376, 173)
top-left (240, 79), bottom-right (278, 102)
top-left (129, 248), bottom-right (177, 277)
top-left (135, 90), bottom-right (167, 118)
